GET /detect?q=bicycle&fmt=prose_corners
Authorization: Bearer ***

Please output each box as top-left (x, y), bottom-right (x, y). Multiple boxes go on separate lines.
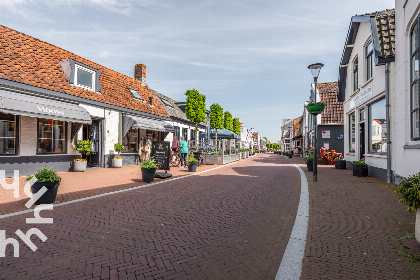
top-left (170, 150), bottom-right (180, 167)
top-left (192, 152), bottom-right (204, 167)
top-left (318, 147), bottom-right (342, 165)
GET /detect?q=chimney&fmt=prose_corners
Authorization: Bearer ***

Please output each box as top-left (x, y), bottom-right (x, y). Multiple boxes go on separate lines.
top-left (134, 64), bottom-right (146, 84)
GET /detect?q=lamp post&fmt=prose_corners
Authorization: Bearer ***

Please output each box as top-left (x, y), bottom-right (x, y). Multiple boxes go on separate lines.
top-left (307, 63), bottom-right (324, 182)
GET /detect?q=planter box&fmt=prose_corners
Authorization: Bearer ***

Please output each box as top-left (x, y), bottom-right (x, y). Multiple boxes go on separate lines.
top-left (112, 158), bottom-right (123, 168)
top-left (353, 164), bottom-right (368, 177)
top-left (141, 168), bottom-right (156, 183)
top-left (335, 160), bottom-right (346, 169)
top-left (74, 160), bottom-right (87, 172)
top-left (306, 162), bottom-right (313, 171)
top-left (188, 162), bottom-right (198, 172)
top-left (31, 180), bottom-right (60, 205)
top-left (204, 154), bottom-right (223, 165)
top-left (288, 154), bottom-right (293, 158)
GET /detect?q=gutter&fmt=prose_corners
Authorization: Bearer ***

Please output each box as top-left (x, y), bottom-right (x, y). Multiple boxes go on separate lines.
top-left (385, 63), bottom-right (393, 183)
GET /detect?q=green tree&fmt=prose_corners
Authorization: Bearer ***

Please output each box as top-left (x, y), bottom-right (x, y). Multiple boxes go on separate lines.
top-left (224, 111), bottom-right (233, 131)
top-left (185, 89), bottom-right (206, 149)
top-left (210, 103), bottom-right (224, 140)
top-left (232, 118), bottom-right (240, 135)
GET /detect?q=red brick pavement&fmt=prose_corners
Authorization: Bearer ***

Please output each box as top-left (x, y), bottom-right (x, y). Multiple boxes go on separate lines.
top-left (0, 163), bottom-right (222, 215)
top-left (286, 156), bottom-right (420, 279)
top-left (0, 153), bottom-right (302, 279)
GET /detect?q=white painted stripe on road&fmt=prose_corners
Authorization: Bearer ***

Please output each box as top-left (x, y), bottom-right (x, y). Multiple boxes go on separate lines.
top-left (275, 160), bottom-right (309, 280)
top-left (0, 158), bottom-right (247, 219)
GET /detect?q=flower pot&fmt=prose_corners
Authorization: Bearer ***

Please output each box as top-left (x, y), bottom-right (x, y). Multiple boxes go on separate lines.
top-left (288, 154), bottom-right (292, 158)
top-left (306, 104), bottom-right (325, 114)
top-left (416, 209), bottom-right (420, 245)
top-left (188, 162), bottom-right (198, 172)
top-left (31, 180), bottom-right (60, 205)
top-left (353, 164), bottom-right (368, 177)
top-left (74, 160), bottom-right (87, 172)
top-left (335, 160), bottom-right (346, 169)
top-left (141, 168), bottom-right (157, 183)
top-left (112, 158), bottom-right (123, 168)
top-left (306, 162), bottom-right (313, 171)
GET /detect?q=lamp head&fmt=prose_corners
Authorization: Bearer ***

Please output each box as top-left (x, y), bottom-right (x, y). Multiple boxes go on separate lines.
top-left (307, 63), bottom-right (324, 78)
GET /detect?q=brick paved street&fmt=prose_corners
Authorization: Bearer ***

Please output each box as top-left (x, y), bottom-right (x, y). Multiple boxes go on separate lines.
top-left (0, 154), bottom-right (301, 279)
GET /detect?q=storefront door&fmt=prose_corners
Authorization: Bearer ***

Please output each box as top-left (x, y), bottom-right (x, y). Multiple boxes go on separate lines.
top-left (83, 118), bottom-right (103, 167)
top-left (359, 123), bottom-right (365, 159)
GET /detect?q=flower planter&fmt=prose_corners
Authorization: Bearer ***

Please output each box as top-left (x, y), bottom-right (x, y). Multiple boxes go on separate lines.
top-left (74, 160), bottom-right (87, 172)
top-left (335, 160), bottom-right (346, 169)
top-left (141, 168), bottom-right (157, 183)
top-left (112, 158), bottom-right (123, 168)
top-left (288, 154), bottom-right (292, 158)
top-left (416, 209), bottom-right (420, 245)
top-left (353, 164), bottom-right (368, 177)
top-left (31, 180), bottom-right (61, 205)
top-left (188, 162), bottom-right (198, 172)
top-left (306, 104), bottom-right (325, 114)
top-left (306, 162), bottom-right (313, 171)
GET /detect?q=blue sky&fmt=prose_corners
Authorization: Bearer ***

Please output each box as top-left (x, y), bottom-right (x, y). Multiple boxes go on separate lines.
top-left (0, 0), bottom-right (394, 142)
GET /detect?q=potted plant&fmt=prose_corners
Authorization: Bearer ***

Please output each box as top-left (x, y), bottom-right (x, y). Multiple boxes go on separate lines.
top-left (306, 102), bottom-right (326, 114)
top-left (141, 157), bottom-right (157, 183)
top-left (27, 166), bottom-right (61, 205)
top-left (74, 139), bottom-right (92, 172)
top-left (288, 151), bottom-right (293, 159)
top-left (352, 158), bottom-right (368, 177)
top-left (187, 153), bottom-right (198, 172)
top-left (335, 155), bottom-right (346, 169)
top-left (395, 172), bottom-right (420, 244)
top-left (305, 155), bottom-right (313, 171)
top-left (113, 142), bottom-right (124, 168)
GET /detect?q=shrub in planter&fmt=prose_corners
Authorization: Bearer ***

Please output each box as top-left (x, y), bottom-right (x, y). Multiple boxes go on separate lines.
top-left (288, 152), bottom-right (293, 158)
top-left (395, 172), bottom-right (420, 244)
top-left (113, 142), bottom-right (124, 168)
top-left (305, 155), bottom-right (313, 171)
top-left (27, 166), bottom-right (61, 204)
top-left (306, 102), bottom-right (326, 114)
top-left (352, 158), bottom-right (368, 177)
top-left (187, 153), bottom-right (198, 172)
top-left (335, 155), bottom-right (346, 169)
top-left (141, 157), bottom-right (157, 183)
top-left (74, 140), bottom-right (92, 172)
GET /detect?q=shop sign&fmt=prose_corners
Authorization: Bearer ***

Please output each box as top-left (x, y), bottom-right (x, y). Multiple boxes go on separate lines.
top-left (350, 85), bottom-right (372, 109)
top-left (36, 106), bottom-right (65, 116)
top-left (321, 130), bottom-right (330, 138)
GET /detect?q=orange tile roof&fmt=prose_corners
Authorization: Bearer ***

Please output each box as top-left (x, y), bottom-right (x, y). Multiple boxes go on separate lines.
top-left (318, 82), bottom-right (343, 124)
top-left (0, 25), bottom-right (169, 118)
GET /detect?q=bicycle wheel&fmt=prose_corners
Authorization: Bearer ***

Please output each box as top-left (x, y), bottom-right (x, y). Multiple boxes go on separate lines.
top-left (171, 154), bottom-right (180, 167)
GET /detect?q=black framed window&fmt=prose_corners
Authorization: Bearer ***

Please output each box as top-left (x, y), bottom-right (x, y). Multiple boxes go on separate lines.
top-left (411, 18), bottom-right (420, 140)
top-left (190, 129), bottom-right (196, 141)
top-left (366, 39), bottom-right (374, 81)
top-left (353, 57), bottom-right (359, 92)
top-left (349, 112), bottom-right (355, 153)
top-left (37, 118), bottom-right (66, 154)
top-left (0, 113), bottom-right (17, 155)
top-left (122, 128), bottom-right (139, 152)
top-left (369, 98), bottom-right (387, 153)
top-left (182, 128), bottom-right (188, 141)
top-left (174, 126), bottom-right (180, 139)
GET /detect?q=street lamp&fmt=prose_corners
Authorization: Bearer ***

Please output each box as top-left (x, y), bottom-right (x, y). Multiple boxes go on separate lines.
top-left (307, 63), bottom-right (324, 182)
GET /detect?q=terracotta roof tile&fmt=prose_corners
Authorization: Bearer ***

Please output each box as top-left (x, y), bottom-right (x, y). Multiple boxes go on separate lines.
top-left (0, 25), bottom-right (169, 118)
top-left (318, 82), bottom-right (343, 124)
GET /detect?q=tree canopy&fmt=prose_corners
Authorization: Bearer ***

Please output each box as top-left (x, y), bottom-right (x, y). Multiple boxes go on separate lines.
top-left (223, 111), bottom-right (233, 131)
top-left (232, 118), bottom-right (240, 135)
top-left (185, 89), bottom-right (206, 132)
top-left (210, 103), bottom-right (224, 130)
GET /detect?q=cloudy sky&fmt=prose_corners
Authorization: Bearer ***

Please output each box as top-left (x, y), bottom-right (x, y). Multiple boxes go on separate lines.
top-left (0, 0), bottom-right (394, 142)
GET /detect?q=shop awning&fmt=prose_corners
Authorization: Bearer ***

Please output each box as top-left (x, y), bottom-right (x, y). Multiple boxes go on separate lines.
top-left (0, 90), bottom-right (91, 124)
top-left (122, 115), bottom-right (174, 136)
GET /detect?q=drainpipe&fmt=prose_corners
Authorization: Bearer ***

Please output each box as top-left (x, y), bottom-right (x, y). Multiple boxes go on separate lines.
top-left (385, 63), bottom-right (392, 183)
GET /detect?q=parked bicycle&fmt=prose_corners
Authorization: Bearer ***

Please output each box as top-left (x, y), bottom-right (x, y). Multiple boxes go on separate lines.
top-left (170, 150), bottom-right (180, 167)
top-left (318, 147), bottom-right (342, 165)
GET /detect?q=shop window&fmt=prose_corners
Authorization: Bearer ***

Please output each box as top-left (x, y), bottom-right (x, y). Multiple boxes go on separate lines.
top-left (182, 128), bottom-right (188, 141)
top-left (38, 119), bottom-right (66, 154)
top-left (411, 18), bottom-right (420, 139)
top-left (349, 112), bottom-right (355, 153)
top-left (353, 57), bottom-right (359, 92)
top-left (190, 129), bottom-right (196, 141)
top-left (122, 128), bottom-right (139, 152)
top-left (369, 98), bottom-right (387, 153)
top-left (0, 113), bottom-right (17, 155)
top-left (75, 64), bottom-right (95, 91)
top-left (366, 39), bottom-right (374, 81)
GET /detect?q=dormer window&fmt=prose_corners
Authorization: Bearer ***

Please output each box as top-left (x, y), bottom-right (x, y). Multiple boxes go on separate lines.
top-left (128, 87), bottom-right (143, 101)
top-left (75, 64), bottom-right (95, 91)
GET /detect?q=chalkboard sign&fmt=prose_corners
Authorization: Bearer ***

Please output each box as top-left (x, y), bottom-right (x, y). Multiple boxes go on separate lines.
top-left (151, 141), bottom-right (170, 171)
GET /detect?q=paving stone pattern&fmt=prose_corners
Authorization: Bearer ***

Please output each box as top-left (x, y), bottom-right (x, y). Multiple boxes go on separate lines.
top-left (0, 154), bottom-right (301, 279)
top-left (291, 156), bottom-right (420, 280)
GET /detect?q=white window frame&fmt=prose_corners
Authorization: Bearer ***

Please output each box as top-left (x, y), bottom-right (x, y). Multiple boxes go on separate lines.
top-left (74, 64), bottom-right (95, 91)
